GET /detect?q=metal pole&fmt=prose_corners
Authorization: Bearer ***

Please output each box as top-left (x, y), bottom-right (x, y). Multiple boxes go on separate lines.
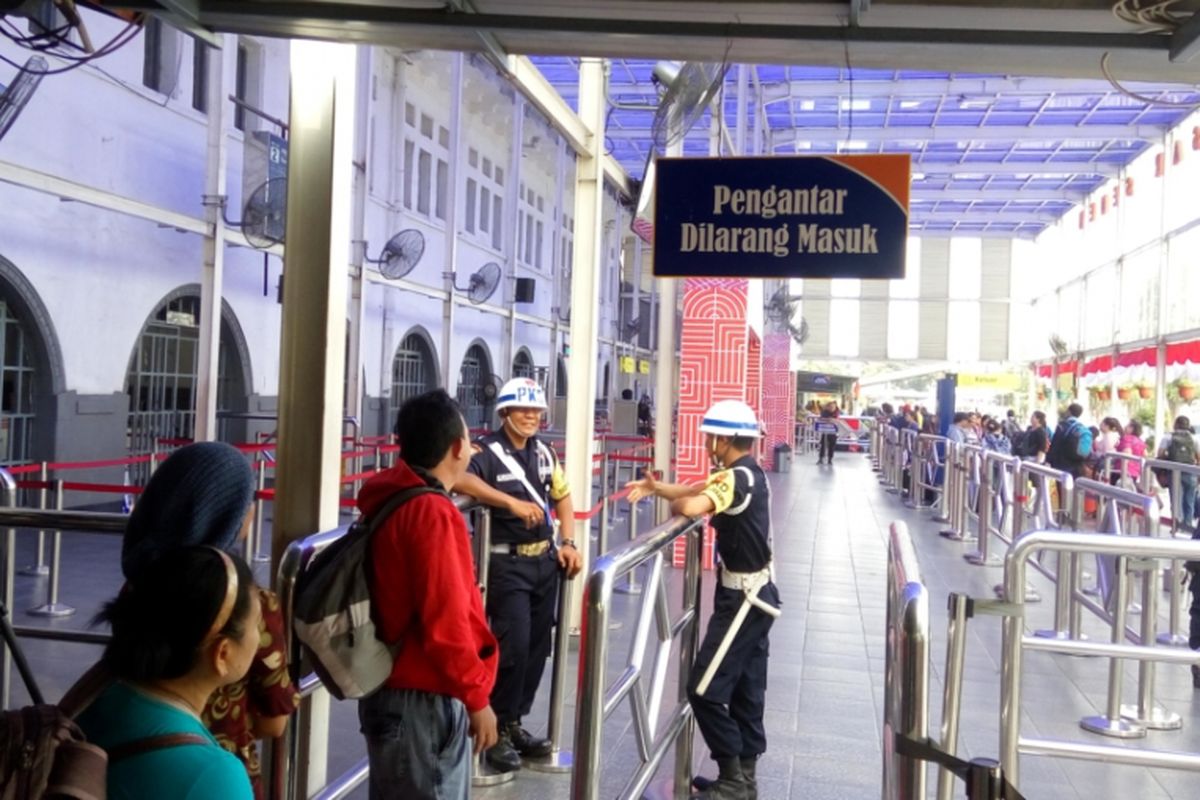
top-left (598, 451), bottom-right (610, 556)
top-left (0, 468), bottom-right (16, 708)
top-left (967, 759), bottom-right (1005, 800)
top-left (674, 523), bottom-right (701, 799)
top-left (254, 456), bottom-right (270, 563)
top-left (471, 508), bottom-right (515, 787)
top-left (615, 496), bottom-right (643, 595)
top-left (28, 480), bottom-right (74, 618)
top-left (1080, 555), bottom-right (1145, 738)
top-left (1120, 544), bottom-right (1182, 730)
top-left (525, 569), bottom-right (574, 773)
top-left (19, 462), bottom-right (48, 576)
top-left (936, 593), bottom-right (970, 800)
top-left (571, 568), bottom-right (612, 800)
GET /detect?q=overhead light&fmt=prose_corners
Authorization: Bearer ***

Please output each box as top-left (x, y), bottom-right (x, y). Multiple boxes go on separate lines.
top-left (957, 97), bottom-right (992, 109)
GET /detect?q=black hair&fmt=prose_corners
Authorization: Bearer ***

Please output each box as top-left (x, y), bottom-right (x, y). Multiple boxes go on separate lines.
top-left (394, 389), bottom-right (466, 469)
top-left (881, 403), bottom-right (894, 415)
top-left (1067, 402), bottom-right (1084, 418)
top-left (1175, 415), bottom-right (1192, 432)
top-left (1032, 411), bottom-right (1047, 427)
top-left (1127, 419), bottom-right (1142, 436)
top-left (621, 389), bottom-right (633, 400)
top-left (729, 435), bottom-right (755, 451)
top-left (1101, 417), bottom-right (1121, 432)
top-left (952, 411), bottom-right (970, 424)
top-left (98, 546), bottom-right (255, 683)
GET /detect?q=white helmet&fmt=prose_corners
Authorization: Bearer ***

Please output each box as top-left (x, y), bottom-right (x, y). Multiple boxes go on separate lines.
top-left (495, 377), bottom-right (548, 412)
top-left (699, 399), bottom-right (763, 438)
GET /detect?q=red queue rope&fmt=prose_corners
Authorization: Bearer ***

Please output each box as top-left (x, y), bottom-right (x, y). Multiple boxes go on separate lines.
top-left (574, 486), bottom-right (634, 521)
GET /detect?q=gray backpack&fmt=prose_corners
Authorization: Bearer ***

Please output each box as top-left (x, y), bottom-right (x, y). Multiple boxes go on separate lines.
top-left (292, 486), bottom-right (438, 701)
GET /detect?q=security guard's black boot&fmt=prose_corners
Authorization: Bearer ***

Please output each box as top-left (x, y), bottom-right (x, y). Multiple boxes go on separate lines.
top-left (739, 756), bottom-right (758, 800)
top-left (506, 720), bottom-right (553, 757)
top-left (692, 757), bottom-right (750, 800)
top-left (484, 729), bottom-right (522, 773)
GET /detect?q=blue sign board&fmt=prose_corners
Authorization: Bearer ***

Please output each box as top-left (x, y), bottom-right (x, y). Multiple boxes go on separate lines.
top-left (652, 155), bottom-right (910, 279)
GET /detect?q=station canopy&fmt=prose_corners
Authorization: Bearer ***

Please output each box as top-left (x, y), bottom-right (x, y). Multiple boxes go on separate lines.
top-left (141, 1), bottom-right (1200, 237)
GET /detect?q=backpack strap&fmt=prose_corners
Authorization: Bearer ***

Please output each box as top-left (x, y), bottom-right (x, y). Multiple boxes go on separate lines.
top-left (58, 662), bottom-right (114, 720)
top-left (364, 485), bottom-right (443, 535)
top-left (106, 732), bottom-right (211, 765)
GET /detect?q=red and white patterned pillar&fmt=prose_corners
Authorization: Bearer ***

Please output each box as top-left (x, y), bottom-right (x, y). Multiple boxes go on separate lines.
top-left (671, 278), bottom-right (750, 570)
top-left (762, 332), bottom-right (795, 471)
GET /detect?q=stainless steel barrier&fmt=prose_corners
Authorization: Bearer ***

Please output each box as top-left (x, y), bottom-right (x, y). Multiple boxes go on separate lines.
top-left (870, 424), bottom-right (884, 472)
top-left (964, 451), bottom-right (1018, 567)
top-left (1011, 460), bottom-right (1074, 609)
top-left (0, 492), bottom-right (127, 708)
top-left (1140, 458), bottom-right (1200, 647)
top-left (1100, 451), bottom-right (1145, 491)
top-left (999, 529), bottom-right (1200, 785)
top-left (941, 444), bottom-right (983, 543)
top-left (572, 514), bottom-right (704, 800)
top-left (879, 426), bottom-right (897, 490)
top-left (882, 521), bottom-right (929, 800)
top-left (898, 429), bottom-right (919, 502)
top-left (907, 434), bottom-right (947, 512)
top-left (271, 498), bottom-right (527, 800)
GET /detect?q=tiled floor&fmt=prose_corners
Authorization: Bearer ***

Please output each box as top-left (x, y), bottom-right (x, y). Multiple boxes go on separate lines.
top-left (6, 453), bottom-right (1200, 798)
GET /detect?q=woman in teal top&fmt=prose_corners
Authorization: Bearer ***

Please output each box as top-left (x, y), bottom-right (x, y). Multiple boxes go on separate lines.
top-left (77, 546), bottom-right (262, 800)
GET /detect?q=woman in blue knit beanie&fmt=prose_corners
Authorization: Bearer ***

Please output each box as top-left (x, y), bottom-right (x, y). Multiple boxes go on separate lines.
top-left (121, 441), bottom-right (299, 799)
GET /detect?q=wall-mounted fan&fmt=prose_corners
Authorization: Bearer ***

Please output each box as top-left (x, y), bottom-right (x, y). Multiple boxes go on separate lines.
top-left (766, 287), bottom-right (809, 346)
top-left (453, 262), bottom-right (502, 305)
top-left (1048, 333), bottom-right (1070, 359)
top-left (0, 55), bottom-right (46, 142)
top-left (649, 61), bottom-right (728, 150)
top-left (619, 317), bottom-right (643, 342)
top-left (225, 178), bottom-right (287, 248)
top-left (366, 228), bottom-right (425, 280)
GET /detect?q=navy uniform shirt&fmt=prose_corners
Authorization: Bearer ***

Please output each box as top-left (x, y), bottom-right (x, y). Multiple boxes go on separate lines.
top-left (700, 454), bottom-right (773, 573)
top-left (468, 430), bottom-right (571, 545)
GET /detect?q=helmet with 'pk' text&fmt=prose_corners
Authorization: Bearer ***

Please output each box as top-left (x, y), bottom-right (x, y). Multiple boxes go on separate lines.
top-left (699, 399), bottom-right (763, 438)
top-left (495, 377), bottom-right (548, 412)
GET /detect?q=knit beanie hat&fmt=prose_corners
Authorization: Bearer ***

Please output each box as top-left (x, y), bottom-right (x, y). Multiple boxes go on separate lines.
top-left (121, 442), bottom-right (255, 582)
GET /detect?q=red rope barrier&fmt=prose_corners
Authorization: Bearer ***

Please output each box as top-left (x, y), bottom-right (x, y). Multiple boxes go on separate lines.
top-left (6, 464), bottom-right (40, 475)
top-left (341, 471), bottom-right (375, 484)
top-left (47, 454), bottom-right (152, 471)
top-left (574, 486), bottom-right (634, 521)
top-left (60, 481), bottom-right (143, 494)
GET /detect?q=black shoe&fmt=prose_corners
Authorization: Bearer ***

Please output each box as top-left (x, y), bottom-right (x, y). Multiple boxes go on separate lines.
top-left (691, 757), bottom-right (750, 800)
top-left (484, 731), bottom-right (521, 773)
top-left (506, 720), bottom-right (552, 758)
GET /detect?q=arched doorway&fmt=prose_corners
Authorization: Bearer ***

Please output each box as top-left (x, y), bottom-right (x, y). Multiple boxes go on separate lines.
top-left (457, 342), bottom-right (494, 430)
top-left (512, 347), bottom-right (534, 380)
top-left (0, 255), bottom-right (64, 467)
top-left (125, 292), bottom-right (251, 480)
top-left (390, 329), bottom-right (438, 419)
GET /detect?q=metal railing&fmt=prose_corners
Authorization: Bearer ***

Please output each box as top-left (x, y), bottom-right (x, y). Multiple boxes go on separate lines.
top-left (882, 521), bottom-right (929, 800)
top-left (572, 514), bottom-right (704, 800)
top-left (999, 529), bottom-right (1200, 785)
top-left (964, 450), bottom-right (1018, 567)
top-left (907, 434), bottom-right (947, 512)
top-left (1139, 457), bottom-right (1200, 646)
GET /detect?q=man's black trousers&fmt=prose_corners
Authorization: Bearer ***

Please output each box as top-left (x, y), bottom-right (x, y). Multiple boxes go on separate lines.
top-left (486, 550), bottom-right (560, 724)
top-left (688, 581), bottom-right (780, 760)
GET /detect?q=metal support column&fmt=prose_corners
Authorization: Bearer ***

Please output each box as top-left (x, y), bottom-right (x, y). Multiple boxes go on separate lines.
top-left (440, 54), bottom-right (465, 397)
top-left (194, 35), bottom-right (231, 442)
top-left (504, 97), bottom-right (526, 379)
top-left (273, 41), bottom-right (357, 798)
top-left (345, 46), bottom-right (374, 442)
top-left (564, 57), bottom-right (607, 628)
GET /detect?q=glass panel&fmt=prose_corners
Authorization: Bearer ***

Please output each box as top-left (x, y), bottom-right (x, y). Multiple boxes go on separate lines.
top-left (417, 150), bottom-right (432, 215)
top-left (403, 140), bottom-right (414, 209)
top-left (435, 158), bottom-right (448, 220)
top-left (465, 178), bottom-right (477, 234)
top-left (492, 196), bottom-right (503, 250)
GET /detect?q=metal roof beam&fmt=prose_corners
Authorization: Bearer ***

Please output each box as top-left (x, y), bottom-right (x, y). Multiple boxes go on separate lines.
top-left (913, 210), bottom-right (1060, 222)
top-left (912, 188), bottom-right (1084, 202)
top-left (760, 76), bottom-right (1198, 102)
top-left (912, 229), bottom-right (1040, 240)
top-left (769, 124), bottom-right (1162, 144)
top-left (910, 162), bottom-right (1119, 177)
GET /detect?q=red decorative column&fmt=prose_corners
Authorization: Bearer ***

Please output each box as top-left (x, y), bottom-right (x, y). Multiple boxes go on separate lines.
top-left (762, 331), bottom-right (795, 471)
top-left (672, 278), bottom-right (749, 570)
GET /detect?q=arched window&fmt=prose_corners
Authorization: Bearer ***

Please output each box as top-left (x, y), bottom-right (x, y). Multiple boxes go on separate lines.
top-left (126, 294), bottom-right (248, 480)
top-left (512, 348), bottom-right (534, 380)
top-left (457, 343), bottom-right (494, 430)
top-left (390, 331), bottom-right (437, 415)
top-left (0, 299), bottom-right (38, 467)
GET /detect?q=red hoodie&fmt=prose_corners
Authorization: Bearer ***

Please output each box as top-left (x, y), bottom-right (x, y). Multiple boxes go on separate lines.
top-left (359, 460), bottom-right (498, 712)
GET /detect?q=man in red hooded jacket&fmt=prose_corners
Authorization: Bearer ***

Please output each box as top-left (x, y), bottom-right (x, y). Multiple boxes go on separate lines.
top-left (357, 389), bottom-right (499, 800)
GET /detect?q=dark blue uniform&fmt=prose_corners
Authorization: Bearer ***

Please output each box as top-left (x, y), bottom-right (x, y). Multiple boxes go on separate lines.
top-left (468, 430), bottom-right (570, 727)
top-left (689, 454), bottom-right (780, 760)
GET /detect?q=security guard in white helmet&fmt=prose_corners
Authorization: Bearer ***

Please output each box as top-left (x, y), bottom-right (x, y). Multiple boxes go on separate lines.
top-left (454, 377), bottom-right (583, 774)
top-left (627, 399), bottom-right (780, 800)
